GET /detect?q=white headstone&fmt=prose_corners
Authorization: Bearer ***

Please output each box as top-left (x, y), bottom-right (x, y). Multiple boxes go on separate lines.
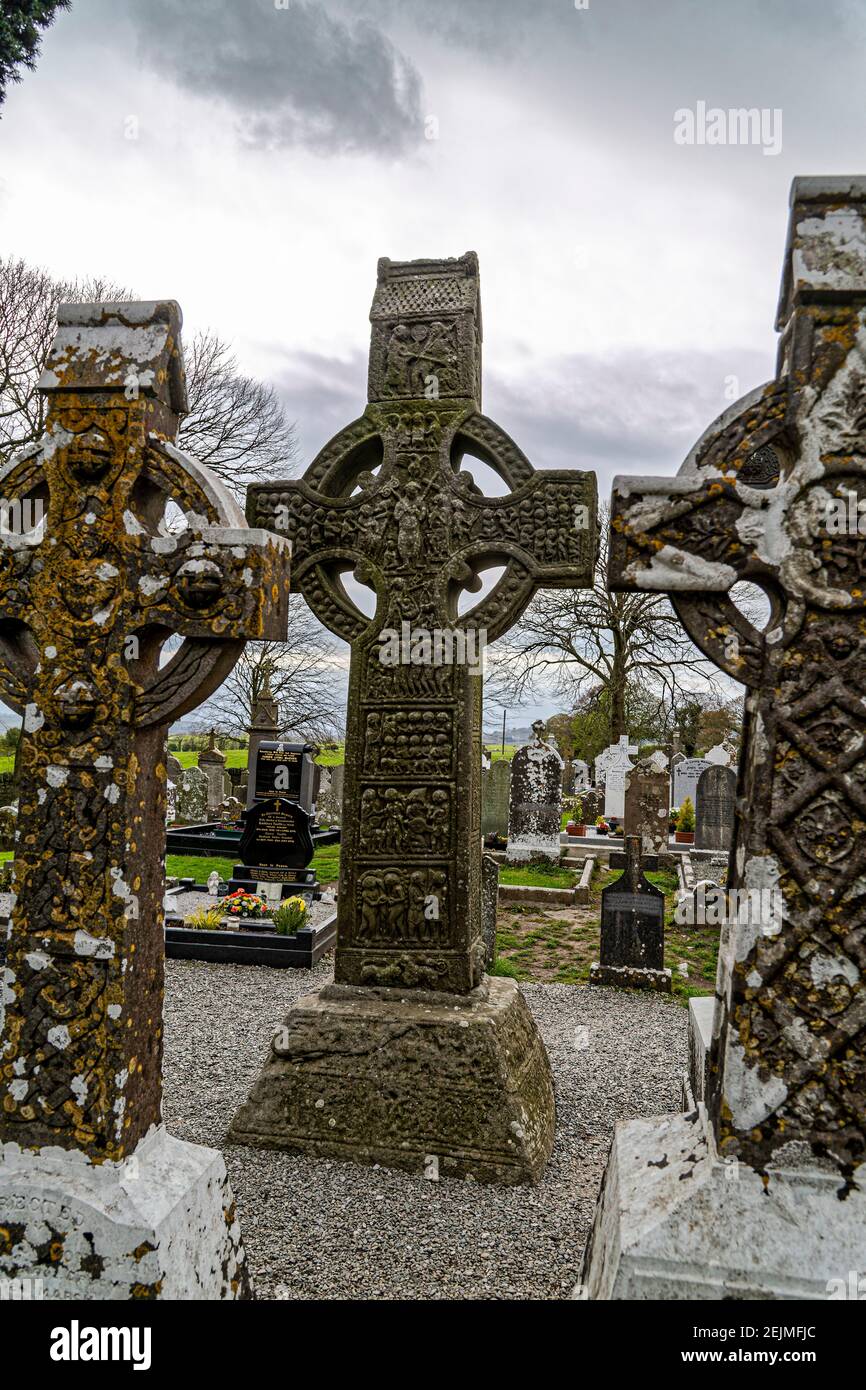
top-left (603, 735), bottom-right (638, 820)
top-left (704, 742), bottom-right (732, 766)
top-left (672, 757), bottom-right (713, 810)
top-left (573, 759), bottom-right (590, 789)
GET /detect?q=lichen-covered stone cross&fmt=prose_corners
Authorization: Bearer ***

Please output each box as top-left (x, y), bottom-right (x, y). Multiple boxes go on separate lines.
top-left (0, 302), bottom-right (290, 1162)
top-left (609, 179), bottom-right (866, 1179)
top-left (249, 254), bottom-right (596, 993)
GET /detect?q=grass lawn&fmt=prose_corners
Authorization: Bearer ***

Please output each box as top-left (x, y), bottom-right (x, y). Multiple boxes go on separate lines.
top-left (165, 843), bottom-right (340, 886)
top-left (492, 864), bottom-right (718, 1002)
top-left (498, 863), bottom-right (578, 889)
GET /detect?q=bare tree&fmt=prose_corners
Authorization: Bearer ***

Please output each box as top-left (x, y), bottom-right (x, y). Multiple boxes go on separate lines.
top-left (201, 601), bottom-right (346, 744)
top-left (486, 504), bottom-right (723, 743)
top-left (0, 256), bottom-right (299, 499)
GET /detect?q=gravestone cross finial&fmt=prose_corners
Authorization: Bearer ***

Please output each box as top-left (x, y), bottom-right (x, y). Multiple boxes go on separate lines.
top-left (0, 301), bottom-right (290, 1168)
top-left (236, 253), bottom-right (595, 1182)
top-left (249, 253), bottom-right (596, 993)
top-left (582, 178), bottom-right (866, 1299)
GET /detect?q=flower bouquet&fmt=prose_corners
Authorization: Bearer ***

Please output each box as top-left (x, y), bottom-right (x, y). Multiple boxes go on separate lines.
top-left (273, 895), bottom-right (308, 936)
top-left (224, 890), bottom-right (272, 921)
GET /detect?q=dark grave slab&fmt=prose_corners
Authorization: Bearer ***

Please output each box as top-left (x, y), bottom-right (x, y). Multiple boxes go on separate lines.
top-left (252, 740), bottom-right (316, 810)
top-left (230, 794), bottom-right (319, 902)
top-left (591, 834), bottom-right (671, 992)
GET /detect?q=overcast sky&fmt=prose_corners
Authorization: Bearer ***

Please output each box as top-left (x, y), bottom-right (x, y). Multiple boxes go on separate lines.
top-left (3, 0), bottom-right (865, 728)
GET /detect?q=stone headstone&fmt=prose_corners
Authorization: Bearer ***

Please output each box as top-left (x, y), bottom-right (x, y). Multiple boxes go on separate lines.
top-left (0, 804), bottom-right (16, 852)
top-left (623, 760), bottom-right (670, 856)
top-left (250, 739), bottom-right (316, 811)
top-left (167, 753), bottom-right (183, 783)
top-left (648, 749), bottom-right (669, 773)
top-left (176, 764), bottom-right (208, 824)
top-left (672, 757), bottom-right (712, 811)
top-left (166, 779), bottom-right (177, 824)
top-left (584, 177), bottom-right (866, 1298)
top-left (694, 764), bottom-right (736, 851)
top-left (572, 758), bottom-right (590, 789)
top-left (590, 835), bottom-right (670, 992)
top-left (507, 720), bottom-right (564, 862)
top-left (576, 787), bottom-right (603, 827)
top-left (317, 762), bottom-right (344, 824)
top-left (235, 251), bottom-right (596, 1181)
top-left (481, 758), bottom-right (511, 837)
top-left (603, 735), bottom-right (637, 821)
top-left (239, 795), bottom-right (315, 873)
top-left (704, 742), bottom-right (733, 766)
top-left (0, 298), bottom-right (290, 1299)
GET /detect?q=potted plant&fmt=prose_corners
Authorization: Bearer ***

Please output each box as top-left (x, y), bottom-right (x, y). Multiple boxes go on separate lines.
top-left (607, 816), bottom-right (622, 837)
top-left (595, 815), bottom-right (609, 836)
top-left (272, 895), bottom-right (308, 936)
top-left (669, 807), bottom-right (679, 835)
top-left (675, 796), bottom-right (695, 843)
top-left (566, 798), bottom-right (586, 837)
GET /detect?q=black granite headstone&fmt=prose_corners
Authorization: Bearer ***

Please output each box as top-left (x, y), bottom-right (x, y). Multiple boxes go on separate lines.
top-left (590, 835), bottom-right (670, 992)
top-left (239, 795), bottom-right (314, 871)
top-left (252, 741), bottom-right (315, 808)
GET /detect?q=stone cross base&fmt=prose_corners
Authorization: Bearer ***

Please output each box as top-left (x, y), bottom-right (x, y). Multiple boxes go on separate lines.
top-left (229, 977), bottom-right (555, 1184)
top-left (0, 1127), bottom-right (251, 1300)
top-left (589, 961), bottom-right (672, 993)
top-left (576, 1106), bottom-right (865, 1300)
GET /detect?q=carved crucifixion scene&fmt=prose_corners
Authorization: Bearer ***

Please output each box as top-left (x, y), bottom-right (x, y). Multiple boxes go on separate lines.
top-left (0, 0), bottom-right (863, 1326)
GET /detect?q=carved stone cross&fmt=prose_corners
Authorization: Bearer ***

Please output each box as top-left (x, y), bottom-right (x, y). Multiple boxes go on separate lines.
top-left (0, 302), bottom-right (290, 1170)
top-left (235, 254), bottom-right (595, 1182)
top-left (582, 178), bottom-right (866, 1298)
top-left (249, 253), bottom-right (596, 994)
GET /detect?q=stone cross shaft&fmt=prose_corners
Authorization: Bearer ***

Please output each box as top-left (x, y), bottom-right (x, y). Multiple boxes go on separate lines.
top-left (609, 179), bottom-right (866, 1179)
top-left (249, 253), bottom-right (596, 993)
top-left (0, 302), bottom-right (290, 1162)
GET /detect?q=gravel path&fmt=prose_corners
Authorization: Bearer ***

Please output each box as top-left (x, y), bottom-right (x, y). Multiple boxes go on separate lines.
top-left (163, 957), bottom-right (688, 1300)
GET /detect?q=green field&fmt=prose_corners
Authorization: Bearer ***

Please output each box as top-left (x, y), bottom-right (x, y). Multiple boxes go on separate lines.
top-left (166, 843), bottom-right (340, 886)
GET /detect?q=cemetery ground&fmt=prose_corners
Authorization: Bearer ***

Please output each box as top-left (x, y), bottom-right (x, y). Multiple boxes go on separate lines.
top-left (494, 866), bottom-right (719, 1000)
top-left (163, 952), bottom-right (686, 1299)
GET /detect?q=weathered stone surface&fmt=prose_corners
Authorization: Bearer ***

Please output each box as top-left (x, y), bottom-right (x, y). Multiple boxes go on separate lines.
top-left (623, 760), bottom-right (670, 855)
top-left (0, 1127), bottom-right (250, 1299)
top-left (0, 299), bottom-right (289, 1297)
top-left (481, 758), bottom-right (510, 837)
top-left (601, 736), bottom-right (637, 819)
top-left (229, 976), bottom-right (555, 1184)
top-left (239, 253), bottom-right (596, 1179)
top-left (694, 764), bottom-right (736, 851)
top-left (316, 762), bottom-right (344, 824)
top-left (584, 176), bottom-right (866, 1298)
top-left (199, 730), bottom-right (227, 815)
top-left (507, 721), bottom-right (563, 862)
top-left (176, 763), bottom-right (208, 823)
top-left (246, 671), bottom-right (281, 809)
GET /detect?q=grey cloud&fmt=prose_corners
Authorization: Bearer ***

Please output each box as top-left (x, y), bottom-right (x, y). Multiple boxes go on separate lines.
top-left (127, 0), bottom-right (423, 155)
top-left (269, 341), bottom-right (774, 504)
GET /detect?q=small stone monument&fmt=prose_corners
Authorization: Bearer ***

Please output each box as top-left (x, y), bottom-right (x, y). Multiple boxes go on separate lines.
top-left (583, 177), bottom-right (866, 1298)
top-left (572, 758), bottom-right (590, 789)
top-left (481, 757), bottom-right (511, 838)
top-left (245, 670), bottom-right (281, 808)
top-left (694, 764), bottom-right (736, 851)
top-left (234, 251), bottom-right (596, 1181)
top-left (623, 758), bottom-right (670, 855)
top-left (507, 720), bottom-right (564, 862)
top-left (199, 728), bottom-right (227, 815)
top-left (590, 835), bottom-right (670, 992)
top-left (0, 298), bottom-right (290, 1298)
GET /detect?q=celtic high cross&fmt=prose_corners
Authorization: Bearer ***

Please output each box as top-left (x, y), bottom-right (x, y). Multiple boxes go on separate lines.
top-left (580, 179), bottom-right (866, 1299)
top-left (0, 302), bottom-right (290, 1171)
top-left (248, 254), bottom-right (597, 994)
